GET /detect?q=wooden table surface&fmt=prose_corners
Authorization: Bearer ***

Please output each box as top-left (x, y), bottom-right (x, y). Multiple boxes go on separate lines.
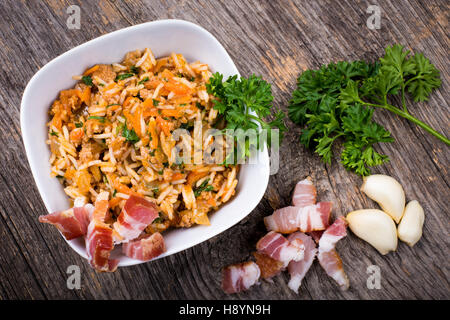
top-left (0, 0), bottom-right (448, 300)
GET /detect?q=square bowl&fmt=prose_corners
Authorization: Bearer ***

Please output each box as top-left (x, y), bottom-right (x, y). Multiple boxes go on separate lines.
top-left (20, 19), bottom-right (270, 267)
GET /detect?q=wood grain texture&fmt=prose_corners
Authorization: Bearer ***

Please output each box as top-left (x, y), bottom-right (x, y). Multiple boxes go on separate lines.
top-left (0, 0), bottom-right (448, 299)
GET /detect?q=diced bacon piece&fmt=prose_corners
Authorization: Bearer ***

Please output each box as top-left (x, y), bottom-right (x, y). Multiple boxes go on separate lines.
top-left (85, 220), bottom-right (118, 272)
top-left (122, 232), bottom-right (166, 261)
top-left (256, 231), bottom-right (305, 267)
top-left (264, 202), bottom-right (332, 234)
top-left (92, 191), bottom-right (110, 222)
top-left (292, 178), bottom-right (317, 207)
top-left (318, 216), bottom-right (347, 251)
top-left (221, 261), bottom-right (260, 294)
top-left (113, 195), bottom-right (159, 241)
top-left (39, 206), bottom-right (90, 240)
top-left (317, 217), bottom-right (349, 290)
top-left (308, 230), bottom-right (324, 244)
top-left (287, 233), bottom-right (317, 293)
top-left (252, 251), bottom-right (284, 279)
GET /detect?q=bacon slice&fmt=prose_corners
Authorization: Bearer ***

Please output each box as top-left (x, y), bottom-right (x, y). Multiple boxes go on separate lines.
top-left (38, 205), bottom-right (91, 240)
top-left (122, 232), bottom-right (166, 261)
top-left (317, 217), bottom-right (349, 290)
top-left (113, 195), bottom-right (159, 241)
top-left (292, 178), bottom-right (317, 207)
top-left (221, 261), bottom-right (260, 294)
top-left (264, 202), bottom-right (332, 234)
top-left (287, 233), bottom-right (317, 293)
top-left (256, 231), bottom-right (305, 267)
top-left (252, 252), bottom-right (284, 279)
top-left (85, 219), bottom-right (118, 272)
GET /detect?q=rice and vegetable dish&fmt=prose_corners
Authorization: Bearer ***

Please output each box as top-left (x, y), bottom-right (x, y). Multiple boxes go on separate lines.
top-left (46, 48), bottom-right (239, 235)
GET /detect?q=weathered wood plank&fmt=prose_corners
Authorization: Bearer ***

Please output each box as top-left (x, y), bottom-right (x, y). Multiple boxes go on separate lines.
top-left (0, 0), bottom-right (448, 300)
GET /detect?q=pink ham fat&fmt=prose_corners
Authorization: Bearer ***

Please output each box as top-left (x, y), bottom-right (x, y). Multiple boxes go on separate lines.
top-left (122, 232), bottom-right (166, 261)
top-left (264, 202), bottom-right (332, 234)
top-left (113, 195), bottom-right (159, 241)
top-left (221, 261), bottom-right (261, 294)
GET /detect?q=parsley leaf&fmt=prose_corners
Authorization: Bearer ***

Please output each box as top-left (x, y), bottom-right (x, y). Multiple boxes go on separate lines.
top-left (130, 66), bottom-right (139, 74)
top-left (88, 116), bottom-right (106, 123)
top-left (81, 75), bottom-right (93, 86)
top-left (121, 122), bottom-right (140, 144)
top-left (407, 53), bottom-right (441, 102)
top-left (206, 73), bottom-right (287, 164)
top-left (138, 77), bottom-right (149, 85)
top-left (115, 73), bottom-right (134, 81)
top-left (288, 44), bottom-right (448, 176)
top-left (193, 179), bottom-right (214, 197)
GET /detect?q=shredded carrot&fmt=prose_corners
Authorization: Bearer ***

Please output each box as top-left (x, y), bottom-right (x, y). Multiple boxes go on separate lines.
top-left (102, 82), bottom-right (116, 91)
top-left (112, 179), bottom-right (141, 197)
top-left (148, 118), bottom-right (159, 149)
top-left (143, 107), bottom-right (159, 118)
top-left (123, 106), bottom-right (144, 137)
top-left (171, 95), bottom-right (192, 105)
top-left (160, 69), bottom-right (174, 80)
top-left (51, 114), bottom-right (62, 131)
top-left (64, 167), bottom-right (76, 180)
top-left (69, 127), bottom-right (84, 143)
top-left (83, 65), bottom-right (99, 76)
top-left (207, 198), bottom-right (217, 207)
top-left (164, 81), bottom-right (192, 95)
top-left (142, 97), bottom-right (154, 108)
top-left (109, 197), bottom-right (121, 208)
top-left (145, 79), bottom-right (162, 89)
top-left (171, 172), bottom-right (185, 181)
top-left (123, 97), bottom-right (140, 109)
top-left (156, 116), bottom-right (171, 136)
top-left (75, 170), bottom-right (91, 194)
top-left (80, 86), bottom-right (91, 105)
top-left (187, 171), bottom-right (209, 186)
top-left (161, 109), bottom-right (182, 118)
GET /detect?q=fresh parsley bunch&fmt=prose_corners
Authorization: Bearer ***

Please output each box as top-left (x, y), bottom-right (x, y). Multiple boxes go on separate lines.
top-left (289, 44), bottom-right (448, 176)
top-left (206, 73), bottom-right (287, 164)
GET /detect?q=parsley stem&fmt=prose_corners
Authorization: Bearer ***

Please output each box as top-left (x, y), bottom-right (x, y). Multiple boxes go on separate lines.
top-left (401, 85), bottom-right (408, 114)
top-left (361, 101), bottom-right (450, 145)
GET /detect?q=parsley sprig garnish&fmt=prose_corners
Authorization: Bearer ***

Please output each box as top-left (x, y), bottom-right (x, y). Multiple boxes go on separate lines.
top-left (206, 73), bottom-right (287, 164)
top-left (288, 44), bottom-right (448, 176)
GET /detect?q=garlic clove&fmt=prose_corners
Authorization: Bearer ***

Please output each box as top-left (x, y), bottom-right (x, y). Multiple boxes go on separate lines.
top-left (360, 174), bottom-right (405, 223)
top-left (346, 209), bottom-right (398, 255)
top-left (397, 200), bottom-right (425, 247)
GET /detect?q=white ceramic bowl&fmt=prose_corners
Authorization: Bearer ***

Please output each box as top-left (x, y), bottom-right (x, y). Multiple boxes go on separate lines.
top-left (21, 19), bottom-right (270, 267)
